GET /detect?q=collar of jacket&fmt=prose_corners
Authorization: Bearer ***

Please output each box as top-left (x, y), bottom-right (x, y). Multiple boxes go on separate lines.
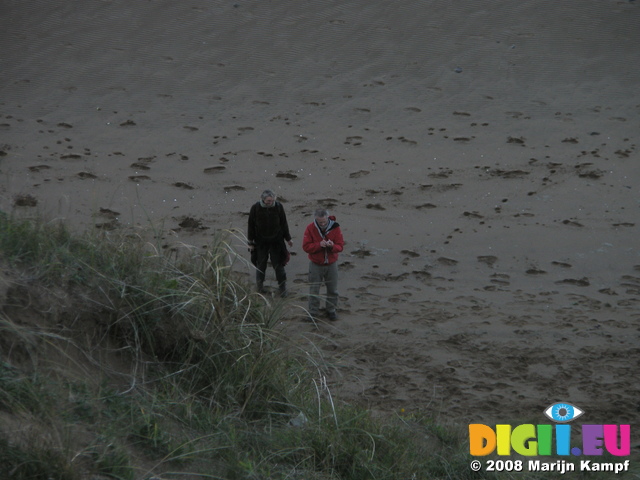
top-left (314, 217), bottom-right (338, 237)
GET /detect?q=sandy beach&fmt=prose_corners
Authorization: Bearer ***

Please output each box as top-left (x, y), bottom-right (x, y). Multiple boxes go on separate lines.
top-left (1, 0), bottom-right (639, 425)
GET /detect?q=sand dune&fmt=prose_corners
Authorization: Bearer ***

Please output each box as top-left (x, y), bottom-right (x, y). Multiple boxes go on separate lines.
top-left (1, 0), bottom-right (639, 424)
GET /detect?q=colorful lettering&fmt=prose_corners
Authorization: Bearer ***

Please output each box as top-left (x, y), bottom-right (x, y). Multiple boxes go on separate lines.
top-left (469, 424), bottom-right (631, 457)
top-left (511, 424), bottom-right (537, 455)
top-left (469, 424), bottom-right (496, 456)
top-left (536, 424), bottom-right (553, 455)
top-left (555, 424), bottom-right (571, 456)
top-left (604, 424), bottom-right (631, 456)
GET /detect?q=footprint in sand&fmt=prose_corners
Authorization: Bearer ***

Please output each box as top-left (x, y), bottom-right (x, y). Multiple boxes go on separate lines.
top-left (598, 288), bottom-right (618, 296)
top-left (312, 198), bottom-right (338, 208)
top-left (477, 255), bottom-right (498, 267)
top-left (429, 168), bottom-right (452, 179)
top-left (133, 155), bottom-right (156, 165)
top-left (98, 208), bottom-right (120, 219)
top-left (488, 168), bottom-right (530, 178)
top-left (388, 292), bottom-right (412, 303)
top-left (204, 166), bottom-right (226, 174)
top-left (177, 217), bottom-right (207, 230)
top-left (507, 136), bottom-right (526, 145)
top-left (438, 257), bottom-right (458, 266)
top-left (28, 165), bottom-right (51, 172)
top-left (128, 175), bottom-right (151, 182)
top-left (415, 203), bottom-right (437, 210)
top-left (398, 136), bottom-right (417, 145)
top-left (350, 246), bottom-right (372, 258)
top-left (13, 194), bottom-right (38, 207)
top-left (390, 328), bottom-right (412, 335)
top-left (223, 185), bottom-right (245, 192)
top-left (276, 171), bottom-right (298, 180)
top-left (577, 168), bottom-right (605, 179)
top-left (366, 203), bottom-right (385, 210)
top-left (526, 267), bottom-right (547, 275)
top-left (555, 277), bottom-right (590, 286)
top-left (490, 273), bottom-right (510, 285)
top-left (619, 275), bottom-right (640, 294)
top-left (551, 261), bottom-right (572, 268)
top-left (615, 149), bottom-right (632, 158)
top-left (344, 136), bottom-right (363, 146)
top-left (612, 222), bottom-right (635, 227)
top-left (130, 162), bottom-right (151, 170)
top-left (562, 219), bottom-right (584, 227)
top-left (77, 172), bottom-right (97, 179)
top-left (173, 182), bottom-right (194, 190)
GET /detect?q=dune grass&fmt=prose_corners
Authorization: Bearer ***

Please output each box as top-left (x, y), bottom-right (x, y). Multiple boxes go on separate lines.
top-left (0, 214), bottom-right (634, 479)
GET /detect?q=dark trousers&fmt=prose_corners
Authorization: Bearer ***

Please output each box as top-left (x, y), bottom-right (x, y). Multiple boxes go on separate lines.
top-left (255, 241), bottom-right (286, 291)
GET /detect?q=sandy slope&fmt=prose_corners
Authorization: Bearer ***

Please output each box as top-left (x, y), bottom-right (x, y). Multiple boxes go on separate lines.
top-left (1, 0), bottom-right (639, 424)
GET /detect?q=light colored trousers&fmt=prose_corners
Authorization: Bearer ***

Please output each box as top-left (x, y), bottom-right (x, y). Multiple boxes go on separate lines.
top-left (308, 261), bottom-right (339, 315)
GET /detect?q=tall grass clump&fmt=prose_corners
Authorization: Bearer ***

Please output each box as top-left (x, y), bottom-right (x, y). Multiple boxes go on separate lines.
top-left (1, 214), bottom-right (298, 416)
top-left (0, 213), bottom-right (145, 283)
top-left (97, 233), bottom-right (300, 418)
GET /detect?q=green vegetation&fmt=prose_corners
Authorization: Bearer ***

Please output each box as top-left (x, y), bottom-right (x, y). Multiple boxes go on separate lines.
top-left (0, 215), bottom-right (635, 479)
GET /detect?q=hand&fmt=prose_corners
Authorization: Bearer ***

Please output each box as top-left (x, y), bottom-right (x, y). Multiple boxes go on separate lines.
top-left (248, 244), bottom-right (255, 251)
top-left (326, 239), bottom-right (334, 248)
top-left (287, 240), bottom-right (293, 247)
top-left (320, 240), bottom-right (327, 248)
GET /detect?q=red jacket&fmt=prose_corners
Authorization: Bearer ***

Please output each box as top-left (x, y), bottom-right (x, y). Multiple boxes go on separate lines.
top-left (302, 217), bottom-right (344, 265)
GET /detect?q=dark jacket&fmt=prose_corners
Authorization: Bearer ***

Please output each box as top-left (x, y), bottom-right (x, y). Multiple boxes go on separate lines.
top-left (248, 201), bottom-right (292, 244)
top-left (302, 216), bottom-right (344, 265)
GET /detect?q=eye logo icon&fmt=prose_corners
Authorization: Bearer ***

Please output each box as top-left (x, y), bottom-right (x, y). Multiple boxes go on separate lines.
top-left (543, 403), bottom-right (584, 423)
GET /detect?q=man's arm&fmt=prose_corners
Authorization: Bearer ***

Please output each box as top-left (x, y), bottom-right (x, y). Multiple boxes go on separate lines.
top-left (302, 225), bottom-right (323, 254)
top-left (329, 227), bottom-right (344, 253)
top-left (278, 203), bottom-right (292, 243)
top-left (248, 204), bottom-right (257, 244)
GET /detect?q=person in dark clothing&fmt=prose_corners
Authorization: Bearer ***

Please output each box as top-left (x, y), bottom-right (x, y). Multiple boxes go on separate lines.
top-left (248, 189), bottom-right (293, 296)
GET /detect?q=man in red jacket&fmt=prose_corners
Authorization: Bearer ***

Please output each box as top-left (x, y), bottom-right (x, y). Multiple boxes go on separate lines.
top-left (302, 208), bottom-right (345, 321)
